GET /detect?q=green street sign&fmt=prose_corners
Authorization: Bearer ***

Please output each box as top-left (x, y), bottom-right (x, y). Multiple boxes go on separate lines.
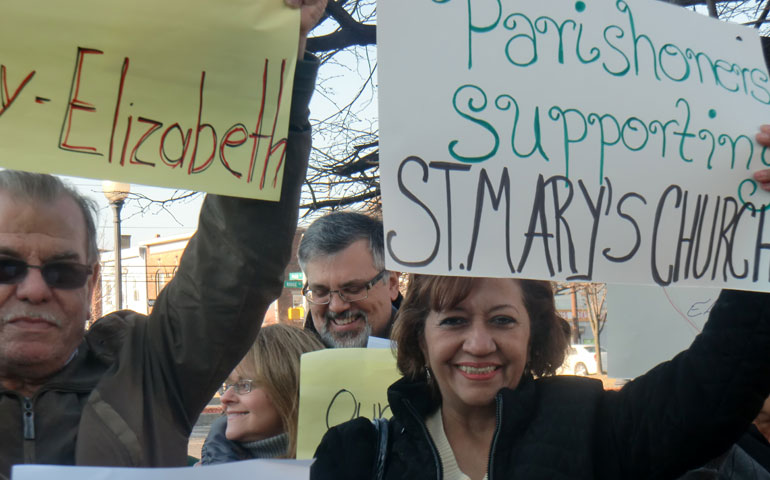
top-left (284, 280), bottom-right (303, 289)
top-left (289, 272), bottom-right (304, 281)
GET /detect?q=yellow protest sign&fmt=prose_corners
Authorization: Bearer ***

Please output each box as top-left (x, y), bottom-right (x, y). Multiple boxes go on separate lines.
top-left (296, 348), bottom-right (402, 459)
top-left (0, 0), bottom-right (298, 200)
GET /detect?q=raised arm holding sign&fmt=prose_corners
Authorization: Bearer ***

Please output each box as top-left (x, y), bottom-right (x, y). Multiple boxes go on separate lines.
top-left (311, 277), bottom-right (770, 480)
top-left (310, 1), bottom-right (770, 479)
top-left (0, 1), bottom-right (326, 477)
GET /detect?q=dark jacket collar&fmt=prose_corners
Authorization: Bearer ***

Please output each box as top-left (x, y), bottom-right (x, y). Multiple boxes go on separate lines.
top-left (386, 373), bottom-right (538, 430)
top-left (385, 373), bottom-right (540, 479)
top-left (387, 376), bottom-right (438, 421)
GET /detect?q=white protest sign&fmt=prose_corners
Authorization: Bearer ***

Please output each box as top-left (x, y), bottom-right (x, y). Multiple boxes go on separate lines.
top-left (379, 0), bottom-right (770, 291)
top-left (11, 459), bottom-right (313, 480)
top-left (366, 335), bottom-right (392, 348)
top-left (606, 284), bottom-right (719, 378)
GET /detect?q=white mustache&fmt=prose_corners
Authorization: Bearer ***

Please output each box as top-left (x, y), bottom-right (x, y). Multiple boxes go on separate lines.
top-left (0, 307), bottom-right (62, 327)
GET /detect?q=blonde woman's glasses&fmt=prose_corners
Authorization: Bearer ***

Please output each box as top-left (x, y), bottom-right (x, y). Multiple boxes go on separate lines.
top-left (218, 379), bottom-right (253, 395)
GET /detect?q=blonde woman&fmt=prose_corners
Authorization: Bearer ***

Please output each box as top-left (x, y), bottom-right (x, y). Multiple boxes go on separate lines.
top-left (201, 323), bottom-right (324, 463)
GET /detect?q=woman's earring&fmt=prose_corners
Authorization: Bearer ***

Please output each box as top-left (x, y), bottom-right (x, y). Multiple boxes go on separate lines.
top-left (424, 365), bottom-right (432, 384)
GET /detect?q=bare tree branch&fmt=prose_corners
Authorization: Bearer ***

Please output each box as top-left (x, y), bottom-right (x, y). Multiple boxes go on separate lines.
top-left (300, 188), bottom-right (380, 212)
top-left (756, 1), bottom-right (770, 28)
top-left (121, 191), bottom-right (202, 226)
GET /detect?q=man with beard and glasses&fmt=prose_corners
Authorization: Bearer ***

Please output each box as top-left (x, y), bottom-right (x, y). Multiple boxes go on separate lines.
top-left (0, 0), bottom-right (325, 476)
top-left (298, 212), bottom-right (401, 348)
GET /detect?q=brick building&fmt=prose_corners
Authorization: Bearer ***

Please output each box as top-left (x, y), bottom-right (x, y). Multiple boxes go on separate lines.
top-left (97, 229), bottom-right (307, 325)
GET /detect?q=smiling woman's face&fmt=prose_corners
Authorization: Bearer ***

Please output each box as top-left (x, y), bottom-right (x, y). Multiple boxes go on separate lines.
top-left (422, 278), bottom-right (531, 415)
top-left (220, 371), bottom-right (284, 443)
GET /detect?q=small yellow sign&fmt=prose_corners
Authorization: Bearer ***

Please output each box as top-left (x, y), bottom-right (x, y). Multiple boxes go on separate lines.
top-left (0, 0), bottom-right (298, 200)
top-left (296, 348), bottom-right (401, 459)
top-left (288, 306), bottom-right (304, 320)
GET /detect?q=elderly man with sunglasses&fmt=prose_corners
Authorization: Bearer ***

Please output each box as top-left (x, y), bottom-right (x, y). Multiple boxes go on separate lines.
top-left (0, 1), bottom-right (325, 477)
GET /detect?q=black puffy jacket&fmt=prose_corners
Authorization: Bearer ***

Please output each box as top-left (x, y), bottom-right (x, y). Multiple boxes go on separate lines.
top-left (312, 289), bottom-right (770, 480)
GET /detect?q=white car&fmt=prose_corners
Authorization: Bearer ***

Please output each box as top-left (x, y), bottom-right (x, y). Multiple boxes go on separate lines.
top-left (583, 345), bottom-right (608, 373)
top-left (558, 344), bottom-right (607, 376)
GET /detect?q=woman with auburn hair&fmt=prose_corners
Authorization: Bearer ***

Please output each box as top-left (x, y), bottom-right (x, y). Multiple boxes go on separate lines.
top-left (201, 323), bottom-right (324, 463)
top-left (311, 275), bottom-right (770, 480)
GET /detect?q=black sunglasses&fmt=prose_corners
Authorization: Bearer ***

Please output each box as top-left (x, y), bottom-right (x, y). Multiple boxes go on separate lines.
top-left (0, 258), bottom-right (93, 290)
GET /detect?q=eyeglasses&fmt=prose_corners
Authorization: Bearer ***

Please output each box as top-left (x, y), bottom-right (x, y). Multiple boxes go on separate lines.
top-left (0, 258), bottom-right (93, 290)
top-left (219, 379), bottom-right (253, 396)
top-left (302, 270), bottom-right (387, 305)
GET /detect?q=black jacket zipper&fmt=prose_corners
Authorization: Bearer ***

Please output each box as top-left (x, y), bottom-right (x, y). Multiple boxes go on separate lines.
top-left (403, 399), bottom-right (443, 480)
top-left (486, 392), bottom-right (504, 480)
top-left (22, 397), bottom-right (34, 440)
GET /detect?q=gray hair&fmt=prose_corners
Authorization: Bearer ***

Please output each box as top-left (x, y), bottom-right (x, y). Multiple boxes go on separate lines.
top-left (0, 170), bottom-right (99, 265)
top-left (298, 211), bottom-right (385, 272)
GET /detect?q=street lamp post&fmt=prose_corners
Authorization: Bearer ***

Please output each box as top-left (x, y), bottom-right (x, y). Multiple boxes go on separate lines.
top-left (102, 181), bottom-right (131, 310)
